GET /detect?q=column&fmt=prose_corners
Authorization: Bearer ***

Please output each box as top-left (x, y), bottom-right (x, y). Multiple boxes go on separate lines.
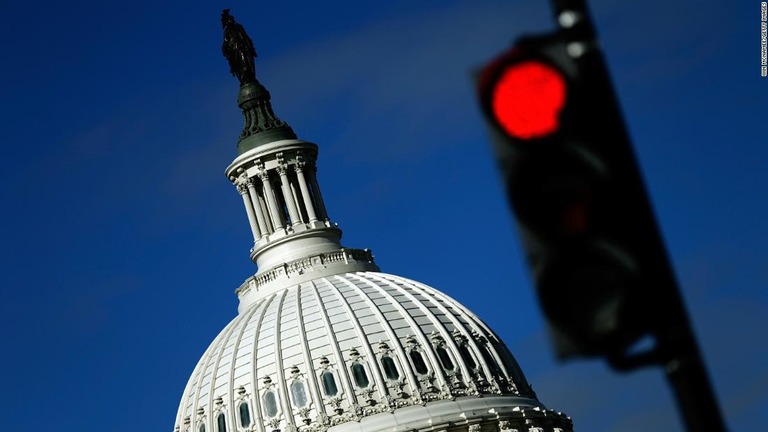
top-left (288, 179), bottom-right (304, 223)
top-left (295, 154), bottom-right (318, 223)
top-left (257, 191), bottom-right (274, 232)
top-left (307, 160), bottom-right (329, 220)
top-left (258, 168), bottom-right (284, 230)
top-left (276, 160), bottom-right (301, 226)
top-left (246, 177), bottom-right (269, 237)
top-left (236, 179), bottom-right (261, 241)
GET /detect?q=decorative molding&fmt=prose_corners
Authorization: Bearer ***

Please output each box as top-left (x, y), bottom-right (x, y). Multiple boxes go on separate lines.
top-left (239, 249), bottom-right (376, 294)
top-left (236, 182), bottom-right (249, 195)
top-left (295, 152), bottom-right (306, 171)
top-left (452, 329), bottom-right (484, 395)
top-left (404, 335), bottom-right (439, 402)
top-left (294, 151), bottom-right (317, 171)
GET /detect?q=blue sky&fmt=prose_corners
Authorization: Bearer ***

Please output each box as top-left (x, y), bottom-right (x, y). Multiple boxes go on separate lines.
top-left (0, 1), bottom-right (765, 431)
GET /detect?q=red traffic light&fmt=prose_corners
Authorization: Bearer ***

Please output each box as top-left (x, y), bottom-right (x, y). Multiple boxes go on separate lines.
top-left (490, 60), bottom-right (567, 139)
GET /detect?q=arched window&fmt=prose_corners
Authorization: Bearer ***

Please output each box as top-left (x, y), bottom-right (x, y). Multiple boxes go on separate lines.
top-left (408, 350), bottom-right (429, 375)
top-left (436, 346), bottom-right (455, 371)
top-left (290, 381), bottom-right (308, 408)
top-left (238, 402), bottom-right (251, 428)
top-left (216, 413), bottom-right (226, 432)
top-left (198, 423), bottom-right (206, 432)
top-left (381, 356), bottom-right (400, 380)
top-left (263, 390), bottom-right (279, 418)
top-left (351, 363), bottom-right (370, 388)
top-left (321, 370), bottom-right (339, 396)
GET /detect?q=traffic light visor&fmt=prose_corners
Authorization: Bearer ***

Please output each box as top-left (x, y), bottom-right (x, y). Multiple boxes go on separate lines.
top-left (490, 60), bottom-right (566, 139)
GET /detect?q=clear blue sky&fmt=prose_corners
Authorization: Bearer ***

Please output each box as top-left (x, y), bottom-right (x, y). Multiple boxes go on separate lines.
top-left (1, 1), bottom-right (765, 431)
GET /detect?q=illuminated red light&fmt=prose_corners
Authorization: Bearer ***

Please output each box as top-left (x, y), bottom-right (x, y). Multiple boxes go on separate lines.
top-left (491, 60), bottom-right (567, 139)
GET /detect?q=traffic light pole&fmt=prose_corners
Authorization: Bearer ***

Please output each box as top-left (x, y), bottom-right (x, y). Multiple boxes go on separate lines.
top-left (548, 1), bottom-right (727, 430)
top-left (652, 286), bottom-right (727, 431)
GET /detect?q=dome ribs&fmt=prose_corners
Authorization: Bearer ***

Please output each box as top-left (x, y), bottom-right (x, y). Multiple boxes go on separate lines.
top-left (418, 280), bottom-right (517, 394)
top-left (270, 289), bottom-right (296, 431)
top-left (348, 273), bottom-right (449, 401)
top-left (247, 295), bottom-right (276, 430)
top-left (195, 315), bottom-right (240, 430)
top-left (307, 279), bottom-right (357, 418)
top-left (224, 297), bottom-right (262, 429)
top-left (363, 273), bottom-right (468, 398)
top-left (291, 285), bottom-right (325, 425)
top-left (335, 273), bottom-right (421, 406)
top-left (383, 274), bottom-right (501, 395)
top-left (323, 275), bottom-right (391, 410)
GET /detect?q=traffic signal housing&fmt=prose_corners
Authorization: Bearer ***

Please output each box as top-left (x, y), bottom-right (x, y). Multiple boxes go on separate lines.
top-left (477, 32), bottom-right (680, 362)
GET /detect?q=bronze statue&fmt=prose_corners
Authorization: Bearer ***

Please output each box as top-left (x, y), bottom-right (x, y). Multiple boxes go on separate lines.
top-left (221, 9), bottom-right (257, 85)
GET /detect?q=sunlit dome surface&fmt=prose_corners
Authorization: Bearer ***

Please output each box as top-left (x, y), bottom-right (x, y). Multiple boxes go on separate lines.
top-left (175, 272), bottom-right (570, 432)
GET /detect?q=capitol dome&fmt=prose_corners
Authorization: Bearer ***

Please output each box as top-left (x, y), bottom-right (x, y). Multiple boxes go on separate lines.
top-left (174, 11), bottom-right (572, 432)
top-left (175, 271), bottom-right (571, 432)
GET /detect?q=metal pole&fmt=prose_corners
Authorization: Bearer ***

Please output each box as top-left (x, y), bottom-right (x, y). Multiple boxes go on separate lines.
top-left (655, 288), bottom-right (727, 431)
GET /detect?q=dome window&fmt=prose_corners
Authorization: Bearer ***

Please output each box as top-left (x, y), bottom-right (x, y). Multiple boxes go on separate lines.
top-left (351, 363), bottom-right (370, 388)
top-left (408, 350), bottom-right (429, 375)
top-left (199, 423), bottom-right (206, 432)
top-left (290, 380), bottom-right (309, 408)
top-left (238, 402), bottom-right (251, 428)
top-left (474, 335), bottom-right (502, 377)
top-left (458, 344), bottom-right (477, 369)
top-left (263, 390), bottom-right (279, 418)
top-left (216, 412), bottom-right (227, 432)
top-left (348, 348), bottom-right (371, 389)
top-left (318, 357), bottom-right (343, 398)
top-left (321, 370), bottom-right (339, 396)
top-left (380, 356), bottom-right (400, 380)
top-left (436, 346), bottom-right (455, 371)
top-left (481, 346), bottom-right (501, 376)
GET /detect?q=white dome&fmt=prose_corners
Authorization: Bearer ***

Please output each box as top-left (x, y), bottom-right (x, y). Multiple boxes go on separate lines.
top-left (178, 19), bottom-right (572, 430)
top-left (174, 271), bottom-right (570, 432)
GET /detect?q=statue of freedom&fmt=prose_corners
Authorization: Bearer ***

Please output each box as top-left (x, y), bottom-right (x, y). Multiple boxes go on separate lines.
top-left (221, 9), bottom-right (257, 85)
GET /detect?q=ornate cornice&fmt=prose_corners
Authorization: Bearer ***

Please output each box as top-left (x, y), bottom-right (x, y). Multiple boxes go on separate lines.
top-left (238, 248), bottom-right (376, 296)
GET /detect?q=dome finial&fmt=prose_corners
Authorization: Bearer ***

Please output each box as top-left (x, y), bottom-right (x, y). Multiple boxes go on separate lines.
top-left (221, 9), bottom-right (257, 85)
top-left (219, 10), bottom-right (297, 154)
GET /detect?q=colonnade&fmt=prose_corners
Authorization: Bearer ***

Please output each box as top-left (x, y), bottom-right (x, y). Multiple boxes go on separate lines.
top-left (235, 151), bottom-right (329, 242)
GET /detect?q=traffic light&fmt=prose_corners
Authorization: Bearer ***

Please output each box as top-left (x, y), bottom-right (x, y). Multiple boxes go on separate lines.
top-left (477, 29), bottom-right (680, 361)
top-left (474, 3), bottom-right (728, 429)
